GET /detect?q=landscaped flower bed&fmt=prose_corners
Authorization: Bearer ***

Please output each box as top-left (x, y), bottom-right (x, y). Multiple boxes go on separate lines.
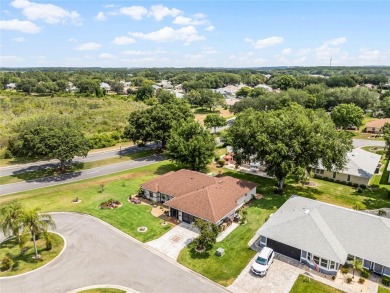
top-left (100, 198), bottom-right (122, 209)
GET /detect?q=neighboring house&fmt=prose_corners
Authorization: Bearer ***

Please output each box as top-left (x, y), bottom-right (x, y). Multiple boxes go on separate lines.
top-left (365, 118), bottom-right (390, 133)
top-left (252, 196), bottom-right (390, 277)
top-left (255, 84), bottom-right (273, 92)
top-left (100, 82), bottom-right (111, 92)
top-left (5, 83), bottom-right (16, 89)
top-left (141, 169), bottom-right (257, 225)
top-left (313, 148), bottom-right (381, 186)
top-left (213, 84), bottom-right (246, 98)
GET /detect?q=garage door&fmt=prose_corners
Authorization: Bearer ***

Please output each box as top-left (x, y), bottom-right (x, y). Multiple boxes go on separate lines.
top-left (267, 238), bottom-right (301, 261)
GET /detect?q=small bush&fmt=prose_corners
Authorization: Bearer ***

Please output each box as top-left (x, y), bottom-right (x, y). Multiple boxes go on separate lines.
top-left (347, 277), bottom-right (353, 283)
top-left (217, 159), bottom-right (225, 167)
top-left (357, 187), bottom-right (363, 193)
top-left (360, 269), bottom-right (370, 278)
top-left (347, 181), bottom-right (353, 186)
top-left (329, 178), bottom-right (335, 182)
top-left (353, 202), bottom-right (366, 211)
top-left (382, 276), bottom-right (390, 286)
top-left (0, 256), bottom-right (12, 271)
top-left (341, 181), bottom-right (347, 185)
top-left (214, 156), bottom-right (220, 162)
top-left (341, 267), bottom-right (349, 274)
top-left (352, 183), bottom-right (359, 188)
top-left (358, 278), bottom-right (365, 284)
top-left (359, 184), bottom-right (367, 189)
top-left (388, 190), bottom-right (390, 199)
top-left (378, 209), bottom-right (387, 216)
top-left (335, 180), bottom-right (341, 183)
top-left (331, 275), bottom-right (336, 280)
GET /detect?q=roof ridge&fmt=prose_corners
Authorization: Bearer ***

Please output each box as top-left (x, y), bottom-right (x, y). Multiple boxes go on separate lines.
top-left (205, 185), bottom-right (218, 222)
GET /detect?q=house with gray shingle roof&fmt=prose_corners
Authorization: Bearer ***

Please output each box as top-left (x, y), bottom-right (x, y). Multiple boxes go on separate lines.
top-left (252, 196), bottom-right (390, 276)
top-left (313, 148), bottom-right (381, 186)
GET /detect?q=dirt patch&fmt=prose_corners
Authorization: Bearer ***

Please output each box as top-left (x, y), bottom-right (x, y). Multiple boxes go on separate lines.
top-left (305, 181), bottom-right (318, 188)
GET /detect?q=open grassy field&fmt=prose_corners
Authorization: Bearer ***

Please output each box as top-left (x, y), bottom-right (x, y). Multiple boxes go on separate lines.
top-left (289, 275), bottom-right (345, 293)
top-left (193, 107), bottom-right (234, 125)
top-left (0, 232), bottom-right (64, 277)
top-left (0, 149), bottom-right (157, 185)
top-left (0, 161), bottom-right (178, 242)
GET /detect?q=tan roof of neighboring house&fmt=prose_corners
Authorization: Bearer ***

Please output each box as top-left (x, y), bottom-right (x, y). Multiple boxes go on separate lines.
top-left (365, 118), bottom-right (390, 128)
top-left (142, 169), bottom-right (257, 223)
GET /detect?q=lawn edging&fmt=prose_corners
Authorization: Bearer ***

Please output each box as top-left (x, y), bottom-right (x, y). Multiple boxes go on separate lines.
top-left (0, 231), bottom-right (66, 279)
top-left (68, 284), bottom-right (137, 293)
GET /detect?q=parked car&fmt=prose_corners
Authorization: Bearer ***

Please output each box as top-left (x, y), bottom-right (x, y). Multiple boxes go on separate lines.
top-left (251, 247), bottom-right (274, 276)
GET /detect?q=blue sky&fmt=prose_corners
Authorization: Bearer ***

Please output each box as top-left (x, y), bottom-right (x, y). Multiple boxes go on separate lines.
top-left (1, 0), bottom-right (389, 67)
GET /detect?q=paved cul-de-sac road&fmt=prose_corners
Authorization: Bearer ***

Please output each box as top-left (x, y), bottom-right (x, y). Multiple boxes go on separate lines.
top-left (0, 213), bottom-right (228, 293)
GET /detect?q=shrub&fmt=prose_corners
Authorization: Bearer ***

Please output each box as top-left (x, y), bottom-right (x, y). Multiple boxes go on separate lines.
top-left (0, 256), bottom-right (12, 271)
top-left (341, 267), bottom-right (349, 274)
top-left (335, 180), bottom-right (341, 183)
top-left (214, 156), bottom-right (220, 162)
top-left (388, 189), bottom-right (390, 199)
top-left (358, 278), bottom-right (365, 284)
top-left (360, 269), bottom-right (370, 278)
top-left (359, 184), bottom-right (367, 189)
top-left (347, 277), bottom-right (353, 283)
top-left (341, 181), bottom-right (347, 185)
top-left (331, 275), bottom-right (336, 280)
top-left (378, 209), bottom-right (387, 216)
top-left (347, 181), bottom-right (353, 186)
top-left (382, 276), bottom-right (390, 286)
top-left (217, 159), bottom-right (225, 167)
top-left (353, 202), bottom-right (366, 211)
top-left (352, 183), bottom-right (359, 188)
top-left (329, 178), bottom-right (335, 182)
top-left (357, 187), bottom-right (363, 193)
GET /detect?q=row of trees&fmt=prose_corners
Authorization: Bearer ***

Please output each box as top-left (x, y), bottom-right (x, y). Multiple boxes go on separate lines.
top-left (0, 202), bottom-right (56, 259)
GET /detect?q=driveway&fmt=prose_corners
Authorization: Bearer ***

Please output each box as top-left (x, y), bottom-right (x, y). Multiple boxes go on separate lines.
top-left (0, 213), bottom-right (226, 293)
top-left (228, 255), bottom-right (304, 293)
top-left (352, 139), bottom-right (385, 148)
top-left (147, 222), bottom-right (199, 260)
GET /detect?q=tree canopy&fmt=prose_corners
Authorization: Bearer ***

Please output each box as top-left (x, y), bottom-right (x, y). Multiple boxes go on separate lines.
top-left (167, 120), bottom-right (216, 171)
top-left (124, 100), bottom-right (193, 148)
top-left (9, 116), bottom-right (90, 170)
top-left (204, 114), bottom-right (227, 132)
top-left (226, 105), bottom-right (352, 191)
top-left (330, 103), bottom-right (364, 129)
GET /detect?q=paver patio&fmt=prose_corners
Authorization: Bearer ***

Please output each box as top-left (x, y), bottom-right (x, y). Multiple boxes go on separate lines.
top-left (147, 222), bottom-right (199, 260)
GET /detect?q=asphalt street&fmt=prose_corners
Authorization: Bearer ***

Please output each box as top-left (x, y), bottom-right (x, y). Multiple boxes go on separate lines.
top-left (0, 143), bottom-right (157, 177)
top-left (0, 155), bottom-right (164, 196)
top-left (0, 213), bottom-right (227, 293)
top-left (352, 139), bottom-right (385, 148)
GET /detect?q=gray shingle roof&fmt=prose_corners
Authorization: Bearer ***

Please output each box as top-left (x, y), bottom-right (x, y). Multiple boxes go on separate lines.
top-left (256, 196), bottom-right (390, 266)
top-left (318, 148), bottom-right (381, 179)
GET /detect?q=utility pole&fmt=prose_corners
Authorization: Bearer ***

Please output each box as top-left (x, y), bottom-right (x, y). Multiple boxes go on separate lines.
top-left (329, 57), bottom-right (332, 67)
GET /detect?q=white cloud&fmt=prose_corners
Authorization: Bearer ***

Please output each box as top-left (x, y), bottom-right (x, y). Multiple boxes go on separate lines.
top-left (193, 13), bottom-right (206, 19)
top-left (121, 50), bottom-right (166, 56)
top-left (0, 19), bottom-right (41, 33)
top-left (12, 37), bottom-right (26, 42)
top-left (95, 12), bottom-right (106, 21)
top-left (281, 48), bottom-right (292, 55)
top-left (130, 26), bottom-right (204, 45)
top-left (246, 36), bottom-right (284, 49)
top-left (357, 48), bottom-right (390, 65)
top-left (68, 38), bottom-right (77, 42)
top-left (11, 0), bottom-right (81, 24)
top-left (119, 6), bottom-right (148, 20)
top-left (75, 42), bottom-right (101, 51)
top-left (172, 16), bottom-right (207, 26)
top-left (149, 4), bottom-right (181, 21)
top-left (315, 37), bottom-right (347, 61)
top-left (202, 46), bottom-right (218, 55)
top-left (99, 53), bottom-right (116, 59)
top-left (205, 25), bottom-right (215, 31)
top-left (296, 48), bottom-right (311, 56)
top-left (0, 55), bottom-right (24, 66)
top-left (111, 36), bottom-right (136, 45)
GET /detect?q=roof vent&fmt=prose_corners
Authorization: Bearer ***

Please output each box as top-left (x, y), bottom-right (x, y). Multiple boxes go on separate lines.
top-left (304, 210), bottom-right (310, 215)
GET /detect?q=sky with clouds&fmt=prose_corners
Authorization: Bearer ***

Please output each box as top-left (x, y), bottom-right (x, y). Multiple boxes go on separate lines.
top-left (0, 0), bottom-right (389, 67)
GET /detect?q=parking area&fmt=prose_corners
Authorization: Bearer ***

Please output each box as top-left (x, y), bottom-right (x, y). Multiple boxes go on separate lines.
top-left (147, 222), bottom-right (199, 260)
top-left (228, 255), bottom-right (304, 293)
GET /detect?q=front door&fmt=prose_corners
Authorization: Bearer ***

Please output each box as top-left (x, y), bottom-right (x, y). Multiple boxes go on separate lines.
top-left (373, 263), bottom-right (384, 275)
top-left (170, 208), bottom-right (178, 219)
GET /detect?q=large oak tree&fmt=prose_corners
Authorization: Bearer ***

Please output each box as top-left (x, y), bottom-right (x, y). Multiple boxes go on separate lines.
top-left (226, 104), bottom-right (352, 191)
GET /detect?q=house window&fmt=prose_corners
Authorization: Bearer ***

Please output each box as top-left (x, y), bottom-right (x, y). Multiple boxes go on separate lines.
top-left (320, 169), bottom-right (324, 175)
top-left (347, 254), bottom-right (354, 261)
top-left (307, 252), bottom-right (312, 261)
top-left (321, 258), bottom-right (328, 268)
top-left (347, 175), bottom-right (351, 182)
top-left (313, 255), bottom-right (320, 265)
top-left (333, 172), bottom-right (336, 179)
top-left (301, 251), bottom-right (307, 259)
top-left (329, 261), bottom-right (336, 270)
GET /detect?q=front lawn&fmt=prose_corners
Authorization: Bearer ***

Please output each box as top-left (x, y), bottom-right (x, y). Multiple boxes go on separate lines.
top-left (378, 286), bottom-right (390, 293)
top-left (0, 232), bottom-right (64, 277)
top-left (0, 161), bottom-right (178, 242)
top-left (290, 274), bottom-right (344, 293)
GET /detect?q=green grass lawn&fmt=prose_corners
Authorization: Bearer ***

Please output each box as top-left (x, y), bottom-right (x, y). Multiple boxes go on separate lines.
top-left (0, 232), bottom-right (64, 277)
top-left (0, 149), bottom-right (157, 185)
top-left (378, 286), bottom-right (390, 293)
top-left (78, 289), bottom-right (125, 293)
top-left (0, 161), bottom-right (178, 242)
top-left (289, 275), bottom-right (344, 293)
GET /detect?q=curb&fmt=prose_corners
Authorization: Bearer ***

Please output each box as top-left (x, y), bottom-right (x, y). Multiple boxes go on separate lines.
top-left (67, 284), bottom-right (139, 293)
top-left (0, 231), bottom-right (67, 279)
top-left (49, 212), bottom-right (231, 292)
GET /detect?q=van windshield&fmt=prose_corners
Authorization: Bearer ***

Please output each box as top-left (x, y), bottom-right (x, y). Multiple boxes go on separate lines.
top-left (256, 256), bottom-right (267, 265)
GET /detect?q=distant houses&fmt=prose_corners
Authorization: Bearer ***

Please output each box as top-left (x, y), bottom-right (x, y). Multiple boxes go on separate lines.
top-left (365, 118), bottom-right (390, 133)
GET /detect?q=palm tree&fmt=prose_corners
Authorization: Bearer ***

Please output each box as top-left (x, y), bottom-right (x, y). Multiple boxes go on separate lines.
top-left (0, 202), bottom-right (25, 243)
top-left (22, 208), bottom-right (56, 259)
top-left (352, 259), bottom-right (363, 278)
